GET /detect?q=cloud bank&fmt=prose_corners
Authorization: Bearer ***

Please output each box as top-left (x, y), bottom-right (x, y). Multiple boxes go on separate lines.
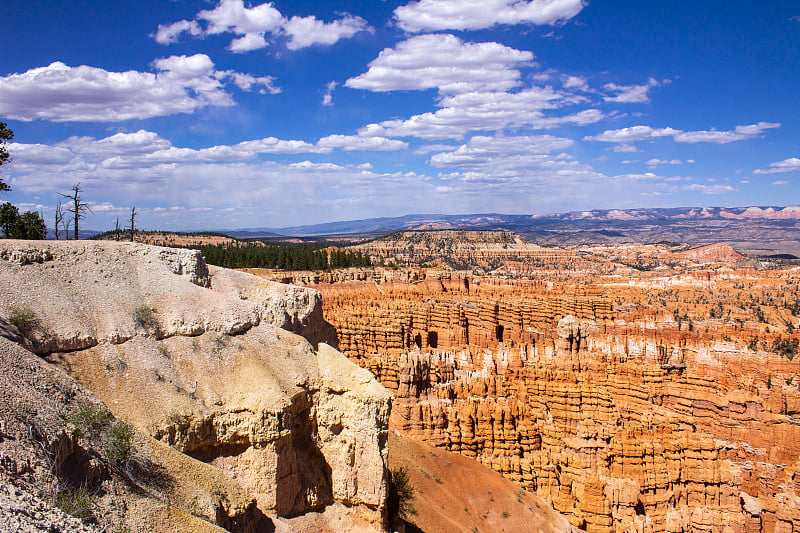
top-left (0, 54), bottom-right (278, 122)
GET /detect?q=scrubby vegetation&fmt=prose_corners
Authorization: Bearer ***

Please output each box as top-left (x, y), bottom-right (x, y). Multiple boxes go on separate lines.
top-left (7, 306), bottom-right (40, 336)
top-left (52, 402), bottom-right (137, 523)
top-left (388, 467), bottom-right (416, 519)
top-left (133, 306), bottom-right (157, 330)
top-left (67, 402), bottom-right (134, 466)
top-left (68, 402), bottom-right (112, 438)
top-left (53, 485), bottom-right (93, 521)
top-left (105, 420), bottom-right (135, 465)
top-left (773, 336), bottom-right (800, 360)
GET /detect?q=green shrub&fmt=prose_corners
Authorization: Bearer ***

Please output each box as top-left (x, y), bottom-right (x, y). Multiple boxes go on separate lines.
top-left (105, 420), bottom-right (135, 465)
top-left (53, 486), bottom-right (93, 521)
top-left (7, 306), bottom-right (39, 336)
top-left (133, 306), bottom-right (157, 329)
top-left (388, 467), bottom-right (416, 519)
top-left (772, 336), bottom-right (799, 360)
top-left (68, 402), bottom-right (111, 438)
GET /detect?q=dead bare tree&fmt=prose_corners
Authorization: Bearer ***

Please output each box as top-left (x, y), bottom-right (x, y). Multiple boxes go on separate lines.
top-left (129, 207), bottom-right (136, 242)
top-left (59, 183), bottom-right (93, 240)
top-left (114, 217), bottom-right (121, 241)
top-left (53, 201), bottom-right (64, 240)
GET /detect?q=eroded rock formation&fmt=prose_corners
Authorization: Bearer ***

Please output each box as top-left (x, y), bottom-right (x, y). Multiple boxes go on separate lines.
top-left (388, 429), bottom-right (577, 533)
top-left (0, 240), bottom-right (390, 530)
top-left (295, 262), bottom-right (800, 532)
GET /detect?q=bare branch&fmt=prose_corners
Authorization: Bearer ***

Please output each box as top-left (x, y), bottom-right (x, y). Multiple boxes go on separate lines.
top-left (54, 201), bottom-right (64, 240)
top-left (129, 207), bottom-right (136, 242)
top-left (58, 183), bottom-right (93, 240)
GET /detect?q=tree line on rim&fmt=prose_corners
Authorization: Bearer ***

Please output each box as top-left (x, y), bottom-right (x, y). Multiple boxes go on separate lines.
top-left (185, 242), bottom-right (372, 271)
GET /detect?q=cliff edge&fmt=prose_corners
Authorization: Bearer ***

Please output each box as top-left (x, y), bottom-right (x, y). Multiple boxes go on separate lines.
top-left (0, 240), bottom-right (390, 532)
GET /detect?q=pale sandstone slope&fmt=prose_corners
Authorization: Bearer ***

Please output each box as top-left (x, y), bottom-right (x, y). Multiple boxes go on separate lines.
top-left (0, 332), bottom-right (254, 532)
top-left (0, 240), bottom-right (391, 529)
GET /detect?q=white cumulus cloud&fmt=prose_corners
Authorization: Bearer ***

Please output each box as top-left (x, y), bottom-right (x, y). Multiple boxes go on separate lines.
top-left (754, 157), bottom-right (800, 174)
top-left (673, 122), bottom-right (780, 143)
top-left (562, 75), bottom-right (591, 92)
top-left (646, 158), bottom-right (682, 168)
top-left (316, 135), bottom-right (409, 151)
top-left (198, 0), bottom-right (284, 36)
top-left (0, 55), bottom-right (278, 122)
top-left (584, 126), bottom-right (679, 143)
top-left (683, 183), bottom-right (735, 194)
top-left (345, 34), bottom-right (534, 94)
top-left (153, 0), bottom-right (369, 52)
top-left (356, 87), bottom-right (599, 140)
top-left (429, 134), bottom-right (574, 170)
top-left (152, 19), bottom-right (202, 45)
top-left (57, 131), bottom-right (172, 157)
top-left (603, 78), bottom-right (662, 104)
top-left (229, 33), bottom-right (269, 52)
top-left (6, 129), bottom-right (418, 179)
top-left (322, 81), bottom-right (337, 106)
top-left (585, 122), bottom-right (780, 144)
top-left (612, 144), bottom-right (638, 153)
top-left (394, 0), bottom-right (585, 32)
top-left (283, 14), bottom-right (369, 50)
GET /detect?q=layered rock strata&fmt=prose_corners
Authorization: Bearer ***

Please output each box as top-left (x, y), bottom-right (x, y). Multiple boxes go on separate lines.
top-left (301, 268), bottom-right (800, 532)
top-left (0, 240), bottom-right (390, 529)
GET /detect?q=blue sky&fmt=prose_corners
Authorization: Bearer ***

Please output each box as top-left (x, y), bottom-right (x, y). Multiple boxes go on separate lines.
top-left (1, 0), bottom-right (798, 231)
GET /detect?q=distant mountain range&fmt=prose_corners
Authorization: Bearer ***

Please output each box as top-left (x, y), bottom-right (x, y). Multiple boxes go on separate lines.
top-left (227, 206), bottom-right (800, 238)
top-left (221, 206), bottom-right (800, 257)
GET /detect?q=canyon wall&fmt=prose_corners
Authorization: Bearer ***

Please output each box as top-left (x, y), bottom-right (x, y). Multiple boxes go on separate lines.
top-left (301, 266), bottom-right (800, 532)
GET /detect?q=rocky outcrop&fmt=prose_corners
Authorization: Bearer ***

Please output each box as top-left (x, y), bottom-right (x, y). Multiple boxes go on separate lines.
top-left (0, 482), bottom-right (102, 533)
top-left (0, 335), bottom-right (260, 532)
top-left (210, 266), bottom-right (337, 347)
top-left (0, 241), bottom-right (337, 353)
top-left (0, 240), bottom-right (390, 530)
